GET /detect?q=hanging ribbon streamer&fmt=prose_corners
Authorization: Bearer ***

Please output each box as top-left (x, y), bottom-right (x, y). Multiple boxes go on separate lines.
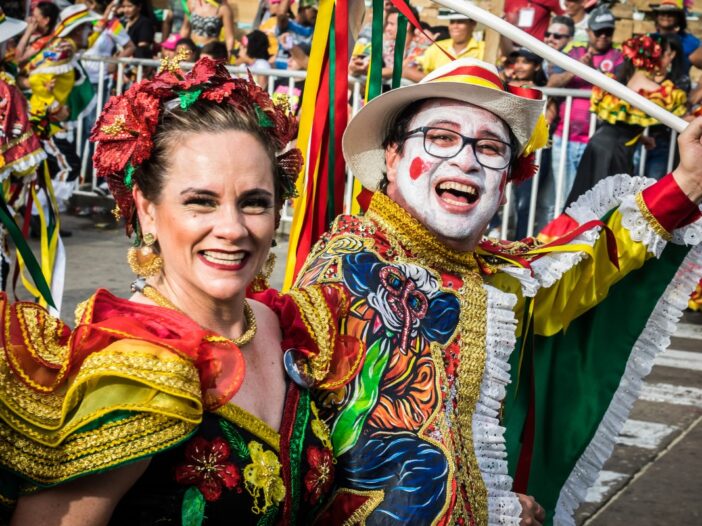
top-left (0, 183), bottom-right (55, 308)
top-left (283, 0), bottom-right (349, 289)
top-left (391, 14), bottom-right (407, 89)
top-left (18, 161), bottom-right (62, 312)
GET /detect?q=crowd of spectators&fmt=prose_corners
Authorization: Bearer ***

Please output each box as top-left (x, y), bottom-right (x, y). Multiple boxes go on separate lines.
top-left (2, 0), bottom-right (702, 238)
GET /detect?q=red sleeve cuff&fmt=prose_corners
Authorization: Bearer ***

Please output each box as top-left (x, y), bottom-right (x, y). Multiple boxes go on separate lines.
top-left (641, 173), bottom-right (702, 232)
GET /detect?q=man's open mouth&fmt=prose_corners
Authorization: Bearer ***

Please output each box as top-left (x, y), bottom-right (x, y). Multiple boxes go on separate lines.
top-left (436, 181), bottom-right (480, 207)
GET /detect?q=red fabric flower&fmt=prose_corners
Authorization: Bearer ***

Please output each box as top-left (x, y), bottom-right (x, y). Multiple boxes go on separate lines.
top-left (304, 445), bottom-right (334, 505)
top-left (622, 35), bottom-right (663, 72)
top-left (175, 436), bottom-right (241, 501)
top-left (90, 84), bottom-right (160, 175)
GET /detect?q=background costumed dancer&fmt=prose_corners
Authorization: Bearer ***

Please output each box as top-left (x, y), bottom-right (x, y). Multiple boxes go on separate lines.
top-left (0, 8), bottom-right (59, 313)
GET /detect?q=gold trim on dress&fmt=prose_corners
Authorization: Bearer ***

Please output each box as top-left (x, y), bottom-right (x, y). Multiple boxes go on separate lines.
top-left (314, 487), bottom-right (384, 526)
top-left (286, 286), bottom-right (336, 383)
top-left (634, 192), bottom-right (673, 241)
top-left (451, 276), bottom-right (489, 524)
top-left (366, 192), bottom-right (480, 275)
top-left (0, 413), bottom-right (195, 484)
top-left (215, 403), bottom-right (280, 452)
top-left (0, 132), bottom-right (33, 154)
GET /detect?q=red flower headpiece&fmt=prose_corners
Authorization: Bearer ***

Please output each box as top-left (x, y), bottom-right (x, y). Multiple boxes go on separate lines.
top-left (90, 57), bottom-right (302, 235)
top-left (622, 35), bottom-right (664, 73)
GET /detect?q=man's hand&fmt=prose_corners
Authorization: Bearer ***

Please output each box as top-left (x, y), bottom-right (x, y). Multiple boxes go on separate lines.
top-left (517, 493), bottom-right (545, 526)
top-left (672, 116), bottom-right (702, 204)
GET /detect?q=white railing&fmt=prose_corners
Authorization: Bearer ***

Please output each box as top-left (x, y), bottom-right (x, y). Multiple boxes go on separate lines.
top-left (78, 56), bottom-right (681, 240)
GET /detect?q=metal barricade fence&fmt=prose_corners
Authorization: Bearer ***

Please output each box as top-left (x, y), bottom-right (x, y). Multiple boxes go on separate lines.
top-left (77, 56), bottom-right (680, 240)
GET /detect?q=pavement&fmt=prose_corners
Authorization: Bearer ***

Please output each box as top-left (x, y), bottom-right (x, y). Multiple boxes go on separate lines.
top-left (22, 212), bottom-right (702, 524)
top-left (576, 312), bottom-right (702, 525)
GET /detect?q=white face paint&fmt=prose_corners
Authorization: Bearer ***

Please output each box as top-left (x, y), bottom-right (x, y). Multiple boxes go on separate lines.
top-left (386, 99), bottom-right (511, 251)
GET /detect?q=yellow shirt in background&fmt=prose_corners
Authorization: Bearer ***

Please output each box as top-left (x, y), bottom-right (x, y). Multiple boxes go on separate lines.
top-left (418, 38), bottom-right (485, 75)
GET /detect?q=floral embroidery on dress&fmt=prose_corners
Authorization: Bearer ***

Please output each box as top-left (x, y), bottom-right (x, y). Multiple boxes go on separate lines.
top-left (243, 441), bottom-right (286, 514)
top-left (174, 436), bottom-right (242, 501)
top-left (304, 445), bottom-right (334, 505)
top-left (310, 401), bottom-right (332, 451)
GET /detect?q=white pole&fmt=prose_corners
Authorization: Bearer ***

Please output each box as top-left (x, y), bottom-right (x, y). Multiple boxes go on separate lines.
top-left (666, 130), bottom-right (678, 173)
top-left (554, 97), bottom-right (572, 216)
top-left (433, 0), bottom-right (688, 133)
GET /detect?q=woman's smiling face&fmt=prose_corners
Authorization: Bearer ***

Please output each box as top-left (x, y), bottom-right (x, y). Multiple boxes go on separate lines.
top-left (135, 130), bottom-right (276, 305)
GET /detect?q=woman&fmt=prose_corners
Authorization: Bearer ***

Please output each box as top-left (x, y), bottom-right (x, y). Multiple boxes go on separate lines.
top-left (122, 0), bottom-right (155, 59)
top-left (14, 1), bottom-right (59, 65)
top-left (641, 34), bottom-right (691, 180)
top-left (0, 58), bottom-right (345, 525)
top-left (181, 0), bottom-right (235, 58)
top-left (563, 34), bottom-right (688, 208)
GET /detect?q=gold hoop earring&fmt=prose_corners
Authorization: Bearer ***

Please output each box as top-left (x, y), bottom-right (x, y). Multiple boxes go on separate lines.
top-left (251, 253), bottom-right (276, 292)
top-left (127, 233), bottom-right (163, 277)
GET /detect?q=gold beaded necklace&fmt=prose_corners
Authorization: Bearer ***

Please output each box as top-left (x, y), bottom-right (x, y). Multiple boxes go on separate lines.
top-left (140, 284), bottom-right (257, 347)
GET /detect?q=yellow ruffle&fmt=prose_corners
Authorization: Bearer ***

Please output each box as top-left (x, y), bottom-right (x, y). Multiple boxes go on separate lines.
top-left (590, 79), bottom-right (687, 127)
top-left (0, 339), bottom-right (202, 485)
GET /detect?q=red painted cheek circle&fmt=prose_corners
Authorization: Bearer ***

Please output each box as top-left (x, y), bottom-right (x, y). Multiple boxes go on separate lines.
top-left (409, 157), bottom-right (429, 180)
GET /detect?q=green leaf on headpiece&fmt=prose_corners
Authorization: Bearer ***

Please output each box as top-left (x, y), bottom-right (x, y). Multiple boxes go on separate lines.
top-left (124, 162), bottom-right (135, 189)
top-left (254, 104), bottom-right (274, 128)
top-left (178, 89), bottom-right (203, 110)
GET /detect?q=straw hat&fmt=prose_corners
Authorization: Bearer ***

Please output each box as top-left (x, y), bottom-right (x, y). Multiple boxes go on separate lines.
top-left (0, 8), bottom-right (28, 45)
top-left (54, 4), bottom-right (100, 38)
top-left (343, 58), bottom-right (547, 190)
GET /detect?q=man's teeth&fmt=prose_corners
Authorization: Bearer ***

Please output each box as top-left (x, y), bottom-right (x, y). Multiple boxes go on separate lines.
top-left (437, 181), bottom-right (477, 195)
top-left (202, 251), bottom-right (246, 264)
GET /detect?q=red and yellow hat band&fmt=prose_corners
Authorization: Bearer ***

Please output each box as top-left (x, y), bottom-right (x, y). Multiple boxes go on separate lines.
top-left (431, 64), bottom-right (543, 100)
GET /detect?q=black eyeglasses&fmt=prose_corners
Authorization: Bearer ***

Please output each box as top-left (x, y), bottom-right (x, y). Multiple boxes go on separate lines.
top-left (545, 31), bottom-right (570, 39)
top-left (403, 127), bottom-right (513, 170)
top-left (593, 28), bottom-right (614, 37)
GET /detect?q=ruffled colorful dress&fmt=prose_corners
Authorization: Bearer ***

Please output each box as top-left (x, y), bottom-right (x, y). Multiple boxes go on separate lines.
top-left (23, 37), bottom-right (76, 117)
top-left (0, 72), bottom-right (46, 180)
top-left (0, 288), bottom-right (344, 524)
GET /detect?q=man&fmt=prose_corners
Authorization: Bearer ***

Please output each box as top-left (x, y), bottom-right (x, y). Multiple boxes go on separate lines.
top-left (413, 8), bottom-right (484, 77)
top-left (543, 15), bottom-right (574, 78)
top-left (289, 57), bottom-right (702, 524)
top-left (651, 0), bottom-right (702, 72)
top-left (564, 0), bottom-right (588, 43)
top-left (547, 5), bottom-right (622, 215)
